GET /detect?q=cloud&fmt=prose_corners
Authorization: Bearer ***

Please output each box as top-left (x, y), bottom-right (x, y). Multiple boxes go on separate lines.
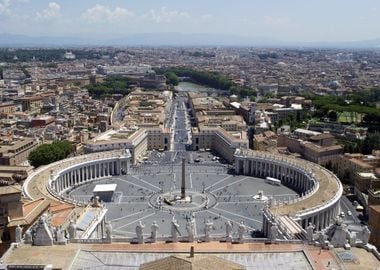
top-left (263, 16), bottom-right (290, 27)
top-left (0, 0), bottom-right (11, 15)
top-left (37, 2), bottom-right (61, 20)
top-left (201, 14), bottom-right (214, 22)
top-left (81, 4), bottom-right (134, 23)
top-left (144, 6), bottom-right (190, 23)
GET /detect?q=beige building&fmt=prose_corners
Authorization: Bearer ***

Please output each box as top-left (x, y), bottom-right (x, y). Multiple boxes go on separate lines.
top-left (84, 128), bottom-right (148, 164)
top-left (335, 152), bottom-right (380, 185)
top-left (0, 185), bottom-right (49, 243)
top-left (146, 127), bottom-right (171, 151)
top-left (0, 102), bottom-right (16, 117)
top-left (277, 133), bottom-right (343, 165)
top-left (20, 96), bottom-right (43, 112)
top-left (369, 204), bottom-right (380, 249)
top-left (0, 138), bottom-right (39, 166)
top-left (192, 127), bottom-right (248, 163)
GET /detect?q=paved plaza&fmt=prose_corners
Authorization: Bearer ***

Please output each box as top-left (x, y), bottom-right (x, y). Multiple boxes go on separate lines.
top-left (68, 158), bottom-right (298, 239)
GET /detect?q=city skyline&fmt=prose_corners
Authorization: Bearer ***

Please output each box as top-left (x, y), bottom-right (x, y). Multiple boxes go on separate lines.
top-left (0, 0), bottom-right (380, 44)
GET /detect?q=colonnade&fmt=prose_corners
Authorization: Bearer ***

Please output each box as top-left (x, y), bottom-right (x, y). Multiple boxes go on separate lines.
top-left (300, 203), bottom-right (340, 231)
top-left (53, 158), bottom-right (129, 194)
top-left (236, 157), bottom-right (316, 194)
top-left (234, 151), bottom-right (342, 235)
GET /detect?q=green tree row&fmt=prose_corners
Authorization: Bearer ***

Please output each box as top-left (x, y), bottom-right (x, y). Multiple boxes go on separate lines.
top-left (86, 76), bottom-right (133, 98)
top-left (28, 140), bottom-right (73, 168)
top-left (0, 49), bottom-right (115, 62)
top-left (164, 71), bottom-right (179, 86)
top-left (0, 49), bottom-right (66, 62)
top-left (311, 89), bottom-right (380, 124)
top-left (156, 67), bottom-right (233, 90)
top-left (338, 133), bottom-right (380, 154)
top-left (156, 67), bottom-right (257, 99)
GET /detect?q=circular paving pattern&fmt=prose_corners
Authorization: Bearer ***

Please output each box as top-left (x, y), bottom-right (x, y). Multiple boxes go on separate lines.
top-left (148, 190), bottom-right (217, 213)
top-left (67, 163), bottom-right (298, 239)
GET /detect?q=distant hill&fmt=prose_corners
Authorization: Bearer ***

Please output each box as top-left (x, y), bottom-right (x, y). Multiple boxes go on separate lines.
top-left (0, 32), bottom-right (379, 48)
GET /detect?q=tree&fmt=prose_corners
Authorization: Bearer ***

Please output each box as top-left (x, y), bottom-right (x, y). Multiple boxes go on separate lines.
top-left (328, 110), bottom-right (338, 122)
top-left (362, 132), bottom-right (380, 154)
top-left (164, 72), bottom-right (179, 86)
top-left (28, 140), bottom-right (73, 168)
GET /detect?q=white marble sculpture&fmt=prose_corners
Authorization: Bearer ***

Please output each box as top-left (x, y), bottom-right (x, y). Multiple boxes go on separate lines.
top-left (186, 218), bottom-right (196, 242)
top-left (204, 219), bottom-right (213, 242)
top-left (33, 215), bottom-right (54, 246)
top-left (361, 226), bottom-right (370, 245)
top-left (306, 222), bottom-right (314, 243)
top-left (270, 224), bottom-right (278, 243)
top-left (105, 221), bottom-right (112, 241)
top-left (151, 221), bottom-right (159, 243)
top-left (136, 221), bottom-right (145, 244)
top-left (15, 225), bottom-right (22, 243)
top-left (68, 219), bottom-right (77, 240)
top-left (24, 229), bottom-right (33, 244)
top-left (56, 225), bottom-right (66, 244)
top-left (225, 220), bottom-right (233, 242)
top-left (238, 221), bottom-right (246, 243)
top-left (171, 217), bottom-right (180, 242)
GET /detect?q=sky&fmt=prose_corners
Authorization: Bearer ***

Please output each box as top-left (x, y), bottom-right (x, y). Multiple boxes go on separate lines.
top-left (0, 0), bottom-right (380, 42)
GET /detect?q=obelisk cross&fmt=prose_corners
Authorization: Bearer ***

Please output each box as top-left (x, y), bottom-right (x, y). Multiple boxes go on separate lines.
top-left (181, 158), bottom-right (186, 198)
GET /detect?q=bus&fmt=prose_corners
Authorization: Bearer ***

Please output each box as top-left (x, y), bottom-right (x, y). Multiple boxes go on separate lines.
top-left (265, 177), bottom-right (281, 186)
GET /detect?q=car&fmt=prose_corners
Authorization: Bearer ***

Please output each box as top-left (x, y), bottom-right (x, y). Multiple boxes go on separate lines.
top-left (340, 211), bottom-right (345, 218)
top-left (347, 210), bottom-right (352, 216)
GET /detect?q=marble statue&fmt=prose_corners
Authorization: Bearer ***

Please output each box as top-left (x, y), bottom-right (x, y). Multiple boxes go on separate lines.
top-left (33, 215), bottom-right (54, 246)
top-left (238, 221), bottom-right (246, 243)
top-left (136, 221), bottom-right (145, 244)
top-left (171, 217), bottom-right (180, 242)
top-left (204, 219), bottom-right (213, 242)
top-left (15, 225), bottom-right (22, 243)
top-left (306, 222), bottom-right (314, 242)
top-left (91, 196), bottom-right (102, 207)
top-left (350, 231), bottom-right (357, 246)
top-left (68, 219), bottom-right (77, 240)
top-left (318, 232), bottom-right (327, 246)
top-left (225, 220), bottom-right (233, 242)
top-left (330, 220), bottom-right (349, 248)
top-left (151, 221), bottom-right (159, 243)
top-left (24, 229), bottom-right (33, 244)
top-left (270, 224), bottom-right (278, 242)
top-left (56, 225), bottom-right (66, 244)
top-left (361, 226), bottom-right (370, 245)
top-left (186, 218), bottom-right (196, 242)
top-left (105, 221), bottom-right (112, 241)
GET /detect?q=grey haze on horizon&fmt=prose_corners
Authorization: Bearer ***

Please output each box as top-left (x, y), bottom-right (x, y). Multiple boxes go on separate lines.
top-left (1, 0), bottom-right (380, 48)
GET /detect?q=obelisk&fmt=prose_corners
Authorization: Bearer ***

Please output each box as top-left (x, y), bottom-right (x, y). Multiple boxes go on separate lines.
top-left (181, 158), bottom-right (186, 198)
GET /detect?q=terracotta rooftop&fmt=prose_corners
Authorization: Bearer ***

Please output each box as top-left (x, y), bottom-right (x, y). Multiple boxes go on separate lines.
top-left (48, 201), bottom-right (75, 227)
top-left (7, 198), bottom-right (50, 227)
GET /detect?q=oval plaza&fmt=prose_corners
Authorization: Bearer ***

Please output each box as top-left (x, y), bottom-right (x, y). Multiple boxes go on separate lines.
top-left (23, 146), bottom-right (342, 242)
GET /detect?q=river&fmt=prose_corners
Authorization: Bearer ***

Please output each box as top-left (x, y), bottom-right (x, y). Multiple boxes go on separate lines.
top-left (176, 82), bottom-right (218, 93)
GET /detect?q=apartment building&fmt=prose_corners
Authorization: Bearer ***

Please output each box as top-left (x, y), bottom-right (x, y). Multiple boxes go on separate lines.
top-left (84, 128), bottom-right (148, 164)
top-left (277, 132), bottom-right (343, 165)
top-left (191, 127), bottom-right (248, 163)
top-left (19, 96), bottom-right (43, 112)
top-left (0, 137), bottom-right (39, 166)
top-left (0, 102), bottom-right (17, 117)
